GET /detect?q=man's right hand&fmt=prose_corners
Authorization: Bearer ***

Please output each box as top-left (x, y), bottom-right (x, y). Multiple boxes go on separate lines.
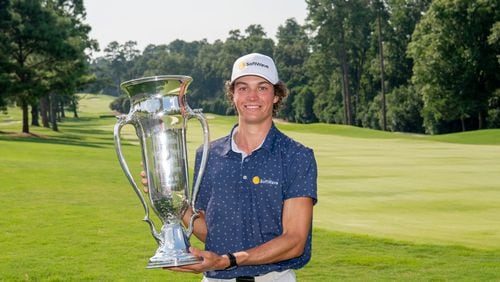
top-left (140, 169), bottom-right (148, 193)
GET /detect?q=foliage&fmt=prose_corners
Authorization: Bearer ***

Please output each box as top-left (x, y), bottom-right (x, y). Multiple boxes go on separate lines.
top-left (306, 0), bottom-right (374, 126)
top-left (2, 0), bottom-right (499, 134)
top-left (0, 0), bottom-right (96, 133)
top-left (274, 18), bottom-right (313, 122)
top-left (408, 0), bottom-right (500, 134)
top-left (109, 94), bottom-right (130, 114)
top-left (386, 84), bottom-right (424, 133)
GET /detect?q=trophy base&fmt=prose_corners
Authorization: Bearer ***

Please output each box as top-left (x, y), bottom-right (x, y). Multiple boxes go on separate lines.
top-left (145, 222), bottom-right (202, 269)
top-left (146, 253), bottom-right (201, 269)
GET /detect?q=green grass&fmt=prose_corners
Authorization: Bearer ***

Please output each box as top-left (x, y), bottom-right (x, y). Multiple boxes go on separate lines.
top-left (1, 94), bottom-right (499, 281)
top-left (281, 128), bottom-right (500, 250)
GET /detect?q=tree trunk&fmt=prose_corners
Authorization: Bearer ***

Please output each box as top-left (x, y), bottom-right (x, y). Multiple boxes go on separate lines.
top-left (56, 97), bottom-right (62, 122)
top-left (339, 28), bottom-right (352, 125)
top-left (60, 100), bottom-right (66, 118)
top-left (21, 98), bottom-right (30, 134)
top-left (378, 14), bottom-right (387, 131)
top-left (31, 102), bottom-right (40, 126)
top-left (72, 98), bottom-right (79, 118)
top-left (40, 96), bottom-right (50, 128)
top-left (49, 93), bottom-right (58, 132)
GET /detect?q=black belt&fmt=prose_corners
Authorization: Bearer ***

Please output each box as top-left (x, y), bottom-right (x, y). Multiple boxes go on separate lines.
top-left (236, 277), bottom-right (255, 282)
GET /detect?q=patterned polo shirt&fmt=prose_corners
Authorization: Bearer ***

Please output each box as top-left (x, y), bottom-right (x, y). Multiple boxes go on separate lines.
top-left (193, 123), bottom-right (318, 279)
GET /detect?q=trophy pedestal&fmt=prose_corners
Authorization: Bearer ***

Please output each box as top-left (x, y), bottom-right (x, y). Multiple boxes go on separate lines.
top-left (147, 253), bottom-right (201, 268)
top-left (146, 222), bottom-right (201, 268)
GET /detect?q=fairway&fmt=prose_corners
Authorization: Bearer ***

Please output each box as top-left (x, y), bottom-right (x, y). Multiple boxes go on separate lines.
top-left (280, 128), bottom-right (500, 250)
top-left (1, 94), bottom-right (499, 281)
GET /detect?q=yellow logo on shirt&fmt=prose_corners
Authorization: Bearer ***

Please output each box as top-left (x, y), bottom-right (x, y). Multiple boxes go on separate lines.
top-left (252, 176), bottom-right (260, 185)
top-left (252, 176), bottom-right (279, 186)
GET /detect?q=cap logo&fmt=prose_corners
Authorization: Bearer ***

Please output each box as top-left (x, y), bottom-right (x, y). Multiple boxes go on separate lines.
top-left (246, 61), bottom-right (270, 69)
top-left (238, 60), bottom-right (270, 70)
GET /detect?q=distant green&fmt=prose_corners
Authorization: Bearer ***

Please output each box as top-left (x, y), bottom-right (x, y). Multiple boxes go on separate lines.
top-left (0, 94), bottom-right (499, 281)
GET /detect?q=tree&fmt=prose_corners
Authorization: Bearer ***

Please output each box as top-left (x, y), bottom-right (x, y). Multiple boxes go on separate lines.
top-left (307, 0), bottom-right (373, 125)
top-left (408, 0), bottom-right (500, 133)
top-left (373, 0), bottom-right (388, 130)
top-left (192, 40), bottom-right (228, 113)
top-left (384, 0), bottom-right (431, 89)
top-left (293, 86), bottom-right (317, 123)
top-left (244, 24), bottom-right (275, 56)
top-left (386, 84), bottom-right (423, 132)
top-left (0, 0), bottom-right (12, 111)
top-left (0, 0), bottom-right (94, 133)
top-left (378, 0), bottom-right (431, 133)
top-left (274, 18), bottom-right (313, 122)
top-left (486, 21), bottom-right (500, 128)
top-left (103, 41), bottom-right (137, 96)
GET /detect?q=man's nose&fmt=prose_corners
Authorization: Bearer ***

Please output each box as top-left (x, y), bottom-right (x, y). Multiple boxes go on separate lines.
top-left (246, 88), bottom-right (259, 100)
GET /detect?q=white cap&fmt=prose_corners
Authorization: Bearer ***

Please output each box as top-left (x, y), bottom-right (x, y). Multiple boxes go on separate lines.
top-left (230, 53), bottom-right (279, 84)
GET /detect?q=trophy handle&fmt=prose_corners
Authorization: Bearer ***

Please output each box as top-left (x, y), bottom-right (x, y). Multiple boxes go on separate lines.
top-left (114, 115), bottom-right (161, 243)
top-left (185, 108), bottom-right (210, 237)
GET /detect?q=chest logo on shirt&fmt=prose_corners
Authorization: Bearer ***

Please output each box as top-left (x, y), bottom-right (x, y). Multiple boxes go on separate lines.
top-left (252, 175), bottom-right (278, 186)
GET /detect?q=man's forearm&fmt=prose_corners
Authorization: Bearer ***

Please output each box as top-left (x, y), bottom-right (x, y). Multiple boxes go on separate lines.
top-left (232, 197), bottom-right (313, 266)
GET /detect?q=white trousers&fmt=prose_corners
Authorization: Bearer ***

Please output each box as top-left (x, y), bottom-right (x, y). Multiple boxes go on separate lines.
top-left (202, 270), bottom-right (296, 282)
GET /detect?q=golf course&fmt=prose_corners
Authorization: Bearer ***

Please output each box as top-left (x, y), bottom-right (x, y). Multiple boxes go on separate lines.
top-left (1, 94), bottom-right (499, 281)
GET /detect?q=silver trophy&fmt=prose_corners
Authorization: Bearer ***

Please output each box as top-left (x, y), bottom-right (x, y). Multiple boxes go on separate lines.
top-left (113, 75), bottom-right (209, 268)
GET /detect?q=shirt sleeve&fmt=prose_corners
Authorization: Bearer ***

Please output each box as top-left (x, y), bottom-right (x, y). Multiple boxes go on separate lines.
top-left (283, 147), bottom-right (318, 205)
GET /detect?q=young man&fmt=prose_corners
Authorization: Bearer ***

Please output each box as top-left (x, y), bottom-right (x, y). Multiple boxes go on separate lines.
top-left (165, 53), bottom-right (317, 281)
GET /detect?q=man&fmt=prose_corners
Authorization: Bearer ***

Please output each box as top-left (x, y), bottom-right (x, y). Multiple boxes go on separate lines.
top-left (146, 53), bottom-right (317, 281)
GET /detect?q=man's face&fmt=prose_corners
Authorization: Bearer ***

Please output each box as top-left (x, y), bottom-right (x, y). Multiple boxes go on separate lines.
top-left (233, 75), bottom-right (278, 125)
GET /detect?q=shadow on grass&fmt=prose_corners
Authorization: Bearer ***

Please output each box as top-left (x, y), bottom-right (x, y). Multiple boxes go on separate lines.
top-left (0, 116), bottom-right (118, 148)
top-left (0, 132), bottom-right (107, 148)
top-left (300, 228), bottom-right (500, 281)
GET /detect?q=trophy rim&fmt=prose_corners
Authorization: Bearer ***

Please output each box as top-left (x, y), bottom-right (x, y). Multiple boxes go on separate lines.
top-left (120, 75), bottom-right (193, 89)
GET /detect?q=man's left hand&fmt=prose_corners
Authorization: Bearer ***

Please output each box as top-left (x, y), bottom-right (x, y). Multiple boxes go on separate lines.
top-left (164, 247), bottom-right (227, 273)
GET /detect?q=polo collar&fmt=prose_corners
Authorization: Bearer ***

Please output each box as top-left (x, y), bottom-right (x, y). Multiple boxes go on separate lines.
top-left (222, 123), bottom-right (279, 157)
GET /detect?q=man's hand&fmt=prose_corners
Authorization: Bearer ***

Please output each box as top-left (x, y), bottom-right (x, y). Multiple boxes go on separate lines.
top-left (164, 247), bottom-right (228, 273)
top-left (140, 170), bottom-right (148, 193)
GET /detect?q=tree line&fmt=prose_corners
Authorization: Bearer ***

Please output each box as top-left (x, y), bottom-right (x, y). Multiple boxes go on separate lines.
top-left (91, 0), bottom-right (500, 134)
top-left (0, 0), bottom-right (97, 133)
top-left (1, 0), bottom-right (499, 135)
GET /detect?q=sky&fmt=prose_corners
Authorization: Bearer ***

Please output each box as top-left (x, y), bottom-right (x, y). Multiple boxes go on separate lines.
top-left (84, 0), bottom-right (308, 56)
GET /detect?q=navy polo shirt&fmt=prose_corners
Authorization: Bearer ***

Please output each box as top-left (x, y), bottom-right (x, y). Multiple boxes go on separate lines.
top-left (193, 124), bottom-right (318, 279)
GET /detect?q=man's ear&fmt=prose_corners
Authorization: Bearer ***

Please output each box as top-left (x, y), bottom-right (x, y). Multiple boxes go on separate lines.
top-left (273, 95), bottom-right (279, 104)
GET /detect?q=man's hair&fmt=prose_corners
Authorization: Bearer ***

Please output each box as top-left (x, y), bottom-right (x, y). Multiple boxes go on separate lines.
top-left (224, 80), bottom-right (289, 115)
